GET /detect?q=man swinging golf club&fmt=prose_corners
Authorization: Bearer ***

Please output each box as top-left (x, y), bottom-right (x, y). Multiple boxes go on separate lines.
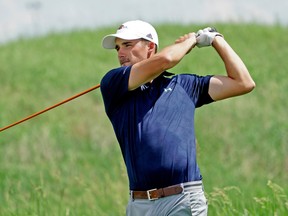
top-left (100, 20), bottom-right (255, 216)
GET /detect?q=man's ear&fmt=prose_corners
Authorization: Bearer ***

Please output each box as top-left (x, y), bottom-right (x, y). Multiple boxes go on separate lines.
top-left (147, 42), bottom-right (156, 58)
top-left (149, 42), bottom-right (156, 51)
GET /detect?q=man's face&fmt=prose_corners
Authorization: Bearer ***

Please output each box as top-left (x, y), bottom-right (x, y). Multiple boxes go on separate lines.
top-left (115, 38), bottom-right (150, 67)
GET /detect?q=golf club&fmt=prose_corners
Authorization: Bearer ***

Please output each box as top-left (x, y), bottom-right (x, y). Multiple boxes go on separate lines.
top-left (0, 84), bottom-right (101, 133)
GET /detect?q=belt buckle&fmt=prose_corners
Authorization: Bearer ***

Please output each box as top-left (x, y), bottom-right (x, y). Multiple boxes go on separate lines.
top-left (147, 188), bottom-right (158, 201)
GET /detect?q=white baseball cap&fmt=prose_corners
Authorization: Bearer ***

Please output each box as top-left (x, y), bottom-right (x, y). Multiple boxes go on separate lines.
top-left (102, 20), bottom-right (159, 49)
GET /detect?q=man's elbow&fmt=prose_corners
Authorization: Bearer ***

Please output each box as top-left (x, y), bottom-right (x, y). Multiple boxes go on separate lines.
top-left (156, 52), bottom-right (181, 71)
top-left (242, 79), bottom-right (256, 94)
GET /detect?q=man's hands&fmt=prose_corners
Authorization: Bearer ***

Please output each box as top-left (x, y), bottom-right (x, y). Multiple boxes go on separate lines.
top-left (173, 27), bottom-right (223, 52)
top-left (196, 27), bottom-right (223, 48)
top-left (174, 33), bottom-right (197, 54)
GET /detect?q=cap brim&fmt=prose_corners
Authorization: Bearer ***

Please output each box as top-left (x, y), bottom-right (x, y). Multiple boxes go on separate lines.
top-left (102, 35), bottom-right (117, 49)
top-left (102, 32), bottom-right (143, 49)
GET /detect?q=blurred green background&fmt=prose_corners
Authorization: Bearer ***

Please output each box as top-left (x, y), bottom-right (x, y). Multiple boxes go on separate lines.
top-left (0, 23), bottom-right (287, 215)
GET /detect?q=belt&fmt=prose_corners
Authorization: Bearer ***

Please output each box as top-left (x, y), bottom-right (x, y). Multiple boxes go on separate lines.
top-left (131, 184), bottom-right (184, 201)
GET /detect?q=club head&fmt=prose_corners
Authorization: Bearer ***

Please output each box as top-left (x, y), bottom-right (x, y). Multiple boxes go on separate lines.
top-left (209, 27), bottom-right (218, 32)
top-left (196, 27), bottom-right (218, 37)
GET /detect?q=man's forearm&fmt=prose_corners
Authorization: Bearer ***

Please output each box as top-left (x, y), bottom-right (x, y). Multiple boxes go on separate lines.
top-left (129, 33), bottom-right (197, 90)
top-left (212, 36), bottom-right (255, 90)
top-left (159, 33), bottom-right (197, 70)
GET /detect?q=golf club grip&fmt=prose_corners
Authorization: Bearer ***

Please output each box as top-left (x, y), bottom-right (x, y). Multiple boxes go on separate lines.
top-left (0, 84), bottom-right (101, 133)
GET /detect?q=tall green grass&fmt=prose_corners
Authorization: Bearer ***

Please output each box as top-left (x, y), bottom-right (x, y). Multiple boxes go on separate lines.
top-left (0, 23), bottom-right (287, 215)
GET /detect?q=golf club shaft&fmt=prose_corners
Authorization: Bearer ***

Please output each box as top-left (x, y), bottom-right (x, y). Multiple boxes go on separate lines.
top-left (0, 84), bottom-right (101, 133)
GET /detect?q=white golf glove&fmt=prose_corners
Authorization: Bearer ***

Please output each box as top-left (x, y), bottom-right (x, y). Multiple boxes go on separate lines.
top-left (196, 27), bottom-right (223, 48)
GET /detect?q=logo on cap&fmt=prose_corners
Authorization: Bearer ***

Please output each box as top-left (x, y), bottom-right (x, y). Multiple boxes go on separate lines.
top-left (118, 25), bottom-right (127, 30)
top-left (146, 33), bottom-right (153, 40)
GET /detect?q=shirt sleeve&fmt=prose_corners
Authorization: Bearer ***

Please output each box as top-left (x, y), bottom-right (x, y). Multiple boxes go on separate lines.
top-left (178, 74), bottom-right (214, 107)
top-left (100, 66), bottom-right (132, 115)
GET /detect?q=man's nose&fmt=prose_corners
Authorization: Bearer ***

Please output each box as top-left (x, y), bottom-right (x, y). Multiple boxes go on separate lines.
top-left (117, 47), bottom-right (125, 57)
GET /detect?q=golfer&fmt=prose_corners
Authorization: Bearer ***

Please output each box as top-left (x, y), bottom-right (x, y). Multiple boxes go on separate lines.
top-left (100, 20), bottom-right (255, 216)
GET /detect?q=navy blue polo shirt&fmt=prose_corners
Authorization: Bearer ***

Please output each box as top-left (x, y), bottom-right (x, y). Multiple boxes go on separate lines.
top-left (100, 66), bottom-right (213, 190)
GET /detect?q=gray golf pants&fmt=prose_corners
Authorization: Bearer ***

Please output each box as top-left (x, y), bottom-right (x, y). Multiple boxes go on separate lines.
top-left (126, 181), bottom-right (208, 216)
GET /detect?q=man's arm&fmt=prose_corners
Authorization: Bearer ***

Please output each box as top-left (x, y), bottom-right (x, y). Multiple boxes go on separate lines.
top-left (128, 33), bottom-right (197, 91)
top-left (208, 36), bottom-right (256, 101)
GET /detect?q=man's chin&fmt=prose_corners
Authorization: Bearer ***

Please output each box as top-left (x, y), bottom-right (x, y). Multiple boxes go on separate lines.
top-left (121, 62), bottom-right (132, 67)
